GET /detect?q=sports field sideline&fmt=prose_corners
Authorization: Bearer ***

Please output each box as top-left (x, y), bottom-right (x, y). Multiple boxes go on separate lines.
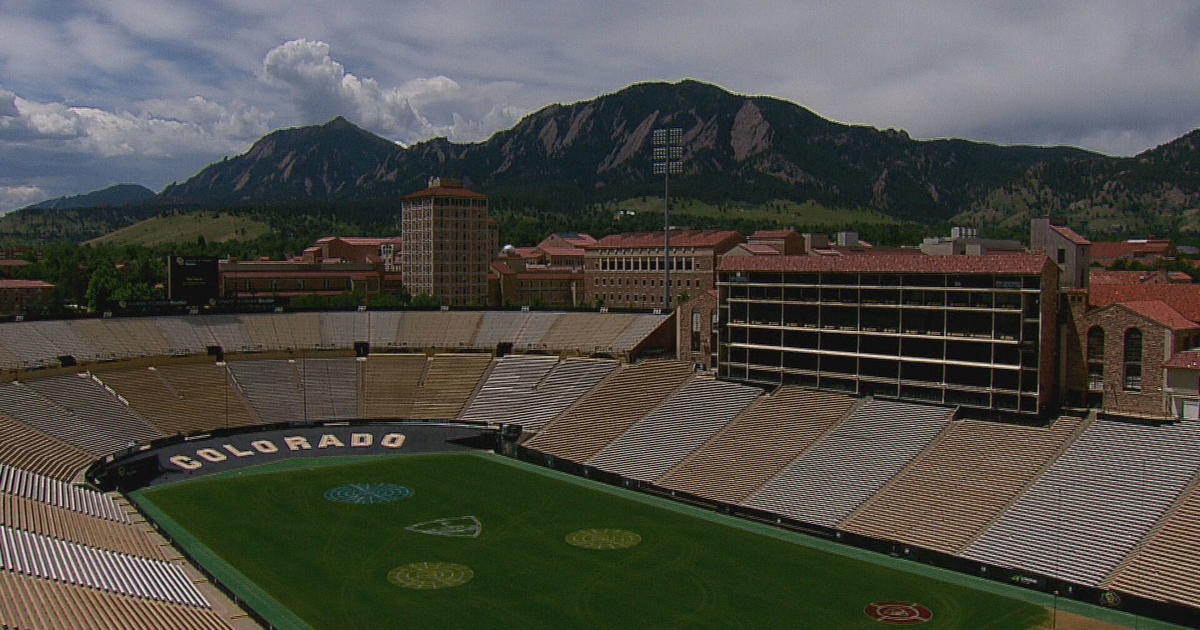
top-left (131, 452), bottom-right (1182, 629)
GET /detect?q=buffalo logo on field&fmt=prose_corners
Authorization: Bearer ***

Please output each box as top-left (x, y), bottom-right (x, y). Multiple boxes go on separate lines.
top-left (864, 602), bottom-right (933, 624)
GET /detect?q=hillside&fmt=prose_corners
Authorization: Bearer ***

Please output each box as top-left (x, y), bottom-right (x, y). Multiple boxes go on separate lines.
top-left (22, 184), bottom-right (155, 211)
top-left (156, 79), bottom-right (1200, 235)
top-left (84, 213), bottom-right (271, 247)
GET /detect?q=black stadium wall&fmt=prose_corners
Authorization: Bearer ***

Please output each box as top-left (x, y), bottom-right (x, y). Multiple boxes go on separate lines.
top-left (88, 422), bottom-right (500, 491)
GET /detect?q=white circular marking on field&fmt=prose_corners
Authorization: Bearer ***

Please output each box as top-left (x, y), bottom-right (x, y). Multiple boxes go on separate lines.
top-left (388, 562), bottom-right (474, 590)
top-left (565, 528), bottom-right (642, 550)
top-left (324, 483), bottom-right (413, 504)
top-left (405, 516), bottom-right (482, 538)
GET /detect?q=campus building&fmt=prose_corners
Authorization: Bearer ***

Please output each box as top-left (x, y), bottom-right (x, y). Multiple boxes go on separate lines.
top-left (219, 236), bottom-right (403, 299)
top-left (400, 178), bottom-right (496, 306)
top-left (583, 229), bottom-right (744, 309)
top-left (715, 252), bottom-right (1059, 415)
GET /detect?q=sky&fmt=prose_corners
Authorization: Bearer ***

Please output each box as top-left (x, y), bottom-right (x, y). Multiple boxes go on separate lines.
top-left (1, 0), bottom-right (1198, 212)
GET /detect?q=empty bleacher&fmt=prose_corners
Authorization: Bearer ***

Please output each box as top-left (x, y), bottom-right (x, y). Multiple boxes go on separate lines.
top-left (539, 313), bottom-right (635, 354)
top-left (512, 312), bottom-right (559, 350)
top-left (361, 354), bottom-right (427, 418)
top-left (0, 465), bottom-right (128, 523)
top-left (964, 419), bottom-right (1200, 587)
top-left (31, 320), bottom-right (99, 363)
top-left (394, 312), bottom-right (483, 349)
top-left (587, 378), bottom-right (761, 481)
top-left (97, 365), bottom-right (258, 435)
top-left (154, 318), bottom-right (211, 355)
top-left (0, 570), bottom-right (232, 630)
top-left (0, 376), bottom-right (162, 457)
top-left (106, 319), bottom-right (171, 358)
top-left (366, 311), bottom-right (404, 349)
top-left (227, 360), bottom-right (304, 424)
top-left (236, 314), bottom-right (280, 351)
top-left (458, 355), bottom-right (560, 423)
top-left (525, 360), bottom-right (692, 462)
top-left (743, 398), bottom-right (953, 528)
top-left (0, 322), bottom-right (60, 369)
top-left (0, 413), bottom-right (95, 481)
top-left (410, 354), bottom-right (492, 419)
top-left (68, 319), bottom-right (132, 361)
top-left (840, 416), bottom-right (1085, 554)
top-left (297, 358), bottom-right (360, 420)
top-left (611, 313), bottom-right (670, 351)
top-left (277, 312), bottom-right (322, 350)
top-left (466, 358), bottom-right (618, 431)
top-left (1, 493), bottom-right (163, 559)
top-left (1104, 477), bottom-right (1200, 608)
top-left (319, 311), bottom-right (367, 348)
top-left (470, 312), bottom-right (527, 349)
top-left (203, 315), bottom-right (251, 353)
top-left (657, 388), bottom-right (859, 504)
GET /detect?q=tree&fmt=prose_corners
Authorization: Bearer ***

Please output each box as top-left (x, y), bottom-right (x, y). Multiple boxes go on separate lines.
top-left (85, 261), bottom-right (122, 312)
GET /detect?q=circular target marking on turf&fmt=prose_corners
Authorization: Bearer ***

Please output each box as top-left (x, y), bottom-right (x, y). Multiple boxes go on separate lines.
top-left (565, 528), bottom-right (642, 550)
top-left (864, 602), bottom-right (933, 625)
top-left (323, 483), bottom-right (413, 505)
top-left (388, 562), bottom-right (474, 590)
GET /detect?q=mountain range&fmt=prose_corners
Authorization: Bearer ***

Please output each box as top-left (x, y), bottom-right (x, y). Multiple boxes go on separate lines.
top-left (25, 80), bottom-right (1200, 236)
top-left (25, 184), bottom-right (156, 211)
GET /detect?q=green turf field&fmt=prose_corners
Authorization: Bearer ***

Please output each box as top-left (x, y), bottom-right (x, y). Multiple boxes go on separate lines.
top-left (131, 453), bottom-right (1162, 630)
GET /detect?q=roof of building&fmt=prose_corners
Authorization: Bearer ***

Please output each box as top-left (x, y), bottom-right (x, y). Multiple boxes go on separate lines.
top-left (490, 261), bottom-right (517, 276)
top-left (1091, 239), bottom-right (1173, 260)
top-left (0, 260), bottom-right (30, 267)
top-left (538, 246), bottom-right (587, 257)
top-left (718, 252), bottom-right (1053, 275)
top-left (551, 232), bottom-right (597, 246)
top-left (1165, 351), bottom-right (1200, 370)
top-left (750, 229), bottom-right (797, 239)
top-left (514, 247), bottom-right (543, 259)
top-left (1115, 301), bottom-right (1200, 331)
top-left (1089, 283), bottom-right (1200, 322)
top-left (402, 183), bottom-right (487, 201)
top-left (588, 229), bottom-right (744, 249)
top-left (1090, 270), bottom-right (1193, 285)
top-left (0, 279), bottom-right (53, 289)
top-left (1049, 224), bottom-right (1091, 245)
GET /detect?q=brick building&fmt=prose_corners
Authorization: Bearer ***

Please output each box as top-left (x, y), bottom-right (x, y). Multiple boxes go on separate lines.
top-left (400, 178), bottom-right (496, 306)
top-left (583, 229), bottom-right (744, 309)
top-left (1091, 238), bottom-right (1176, 267)
top-left (490, 247), bottom-right (584, 308)
top-left (676, 290), bottom-right (718, 368)
top-left (220, 236), bottom-right (403, 299)
top-left (0, 279), bottom-right (54, 315)
top-left (716, 252), bottom-right (1059, 415)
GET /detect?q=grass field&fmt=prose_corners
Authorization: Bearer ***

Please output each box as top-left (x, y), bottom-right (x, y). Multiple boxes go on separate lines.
top-left (84, 212), bottom-right (270, 246)
top-left (132, 453), bottom-right (1161, 630)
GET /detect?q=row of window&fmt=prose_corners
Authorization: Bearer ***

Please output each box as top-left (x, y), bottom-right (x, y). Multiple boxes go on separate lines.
top-left (596, 257), bottom-right (697, 272)
top-left (722, 273), bottom-right (1039, 289)
top-left (1087, 326), bottom-right (1142, 392)
top-left (594, 277), bottom-right (700, 288)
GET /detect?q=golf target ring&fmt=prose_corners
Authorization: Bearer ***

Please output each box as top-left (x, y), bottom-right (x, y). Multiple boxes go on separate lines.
top-left (864, 602), bottom-right (933, 624)
top-left (388, 562), bottom-right (474, 590)
top-left (324, 483), bottom-right (413, 504)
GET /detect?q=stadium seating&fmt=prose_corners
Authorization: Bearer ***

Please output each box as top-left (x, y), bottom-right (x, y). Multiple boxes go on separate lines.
top-left (0, 570), bottom-right (232, 630)
top-left (154, 318), bottom-right (211, 355)
top-left (395, 311), bottom-right (483, 349)
top-left (964, 419), bottom-right (1200, 587)
top-left (97, 364), bottom-right (259, 435)
top-left (470, 312), bottom-right (527, 349)
top-left (361, 354), bottom-right (427, 418)
top-left (657, 388), bottom-right (859, 504)
top-left (226, 360), bottom-right (304, 424)
top-left (539, 313), bottom-right (636, 354)
top-left (278, 312), bottom-right (322, 349)
top-left (525, 360), bottom-right (693, 462)
top-left (743, 399), bottom-right (954, 528)
top-left (0, 465), bottom-right (128, 523)
top-left (31, 320), bottom-right (100, 363)
top-left (0, 322), bottom-right (60, 369)
top-left (1104, 479), bottom-right (1200, 608)
top-left (512, 312), bottom-right (559, 350)
top-left (0, 413), bottom-right (95, 481)
top-left (410, 354), bottom-right (492, 419)
top-left (587, 379), bottom-right (760, 481)
top-left (366, 311), bottom-right (404, 349)
top-left (462, 358), bottom-right (619, 430)
top-left (1, 492), bottom-right (163, 558)
top-left (69, 319), bottom-right (132, 361)
top-left (458, 355), bottom-right (561, 423)
top-left (297, 358), bottom-right (361, 420)
top-left (203, 315), bottom-right (251, 353)
top-left (840, 416), bottom-right (1085, 554)
top-left (319, 311), bottom-right (367, 348)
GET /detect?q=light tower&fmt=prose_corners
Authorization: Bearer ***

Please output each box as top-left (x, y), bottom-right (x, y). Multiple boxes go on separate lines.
top-left (652, 127), bottom-right (683, 309)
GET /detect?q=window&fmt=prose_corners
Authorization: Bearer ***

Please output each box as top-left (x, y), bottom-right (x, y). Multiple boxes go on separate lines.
top-left (1057, 249), bottom-right (1066, 264)
top-left (691, 311), bottom-right (701, 352)
top-left (1123, 328), bottom-right (1142, 391)
top-left (1087, 326), bottom-right (1104, 390)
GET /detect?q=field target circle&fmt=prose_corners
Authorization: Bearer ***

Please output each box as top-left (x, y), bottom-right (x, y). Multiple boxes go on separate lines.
top-left (864, 601), bottom-right (933, 624)
top-left (324, 483), bottom-right (413, 504)
top-left (565, 528), bottom-right (641, 550)
top-left (388, 562), bottom-right (474, 590)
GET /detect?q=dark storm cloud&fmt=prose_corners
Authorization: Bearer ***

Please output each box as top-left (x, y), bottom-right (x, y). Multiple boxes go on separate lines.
top-left (0, 0), bottom-right (1197, 210)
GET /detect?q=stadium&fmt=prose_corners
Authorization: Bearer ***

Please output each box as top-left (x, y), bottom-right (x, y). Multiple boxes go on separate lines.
top-left (0, 309), bottom-right (1195, 629)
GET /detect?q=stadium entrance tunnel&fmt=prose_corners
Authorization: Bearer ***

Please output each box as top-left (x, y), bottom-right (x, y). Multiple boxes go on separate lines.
top-left (87, 422), bottom-right (501, 491)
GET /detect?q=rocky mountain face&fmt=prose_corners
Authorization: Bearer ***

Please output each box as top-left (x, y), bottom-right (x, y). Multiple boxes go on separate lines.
top-left (23, 184), bottom-right (155, 211)
top-left (158, 80), bottom-right (1200, 233)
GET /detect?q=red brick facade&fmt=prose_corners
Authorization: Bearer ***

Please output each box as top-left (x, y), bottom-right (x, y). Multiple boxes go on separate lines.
top-left (676, 291), bottom-right (717, 368)
top-left (1081, 305), bottom-right (1176, 418)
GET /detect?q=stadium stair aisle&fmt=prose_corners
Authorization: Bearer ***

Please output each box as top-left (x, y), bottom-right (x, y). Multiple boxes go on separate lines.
top-left (1104, 473), bottom-right (1200, 608)
top-left (361, 354), bottom-right (427, 418)
top-left (838, 416), bottom-right (1087, 554)
top-left (742, 399), bottom-right (954, 528)
top-left (226, 360), bottom-right (305, 424)
top-left (587, 378), bottom-right (761, 481)
top-left (963, 419), bottom-right (1200, 587)
top-left (524, 360), bottom-right (693, 463)
top-left (410, 354), bottom-right (493, 419)
top-left (656, 388), bottom-right (860, 504)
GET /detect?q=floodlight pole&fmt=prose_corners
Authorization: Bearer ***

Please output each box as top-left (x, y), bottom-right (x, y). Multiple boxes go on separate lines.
top-left (653, 127), bottom-right (683, 310)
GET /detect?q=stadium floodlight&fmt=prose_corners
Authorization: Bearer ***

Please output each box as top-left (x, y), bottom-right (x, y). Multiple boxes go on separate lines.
top-left (651, 127), bottom-right (683, 309)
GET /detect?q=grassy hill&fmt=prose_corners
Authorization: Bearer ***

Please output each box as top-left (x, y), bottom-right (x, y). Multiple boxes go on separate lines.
top-left (85, 212), bottom-right (270, 246)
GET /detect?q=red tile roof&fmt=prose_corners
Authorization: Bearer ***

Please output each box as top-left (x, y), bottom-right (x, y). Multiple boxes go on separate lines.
top-left (1049, 224), bottom-right (1091, 245)
top-left (1090, 270), bottom-right (1193, 285)
top-left (1165, 351), bottom-right (1200, 370)
top-left (402, 184), bottom-right (487, 201)
top-left (736, 244), bottom-right (782, 255)
top-left (1089, 284), bottom-right (1200, 321)
top-left (0, 279), bottom-right (53, 289)
top-left (1091, 240), bottom-right (1173, 260)
top-left (750, 229), bottom-right (797, 238)
top-left (1115, 301), bottom-right (1200, 330)
top-left (490, 262), bottom-right (517, 276)
top-left (555, 232), bottom-right (597, 246)
top-left (0, 260), bottom-right (30, 267)
top-left (718, 252), bottom-right (1053, 275)
top-left (538, 246), bottom-right (586, 257)
top-left (588, 229), bottom-right (744, 249)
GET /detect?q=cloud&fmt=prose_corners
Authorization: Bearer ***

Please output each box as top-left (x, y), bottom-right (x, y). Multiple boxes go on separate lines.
top-left (261, 39), bottom-right (525, 142)
top-left (0, 185), bottom-right (46, 213)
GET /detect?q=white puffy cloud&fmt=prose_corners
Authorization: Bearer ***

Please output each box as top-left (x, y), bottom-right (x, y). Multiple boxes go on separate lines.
top-left (262, 39), bottom-right (524, 143)
top-left (0, 185), bottom-right (46, 213)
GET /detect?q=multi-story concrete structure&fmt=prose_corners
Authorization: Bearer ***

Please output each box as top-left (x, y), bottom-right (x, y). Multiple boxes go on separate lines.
top-left (716, 252), bottom-right (1059, 415)
top-left (583, 229), bottom-right (744, 309)
top-left (920, 226), bottom-right (1025, 256)
top-left (1030, 217), bottom-right (1091, 291)
top-left (400, 178), bottom-right (494, 306)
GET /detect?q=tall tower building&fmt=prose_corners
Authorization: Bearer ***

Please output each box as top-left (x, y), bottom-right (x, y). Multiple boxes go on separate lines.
top-left (400, 177), bottom-right (492, 306)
